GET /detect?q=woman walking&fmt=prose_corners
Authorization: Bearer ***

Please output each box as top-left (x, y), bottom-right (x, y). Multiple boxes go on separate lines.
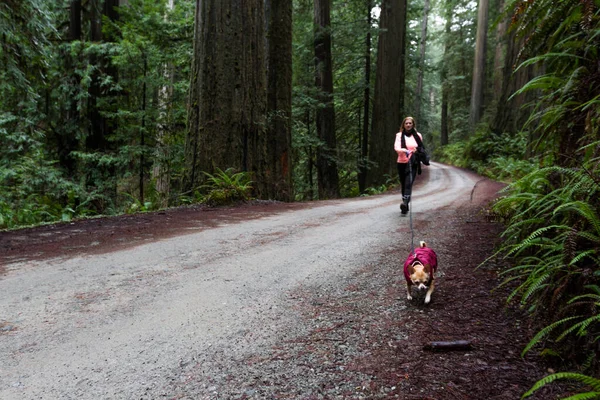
top-left (394, 116), bottom-right (424, 215)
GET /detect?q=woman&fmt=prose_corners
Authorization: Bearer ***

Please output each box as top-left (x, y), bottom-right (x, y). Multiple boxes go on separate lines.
top-left (394, 116), bottom-right (423, 214)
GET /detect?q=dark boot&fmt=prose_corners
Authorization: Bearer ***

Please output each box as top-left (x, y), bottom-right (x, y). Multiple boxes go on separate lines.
top-left (400, 196), bottom-right (410, 214)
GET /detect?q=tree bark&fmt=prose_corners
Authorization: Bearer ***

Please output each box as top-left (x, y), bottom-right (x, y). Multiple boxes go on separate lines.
top-left (185, 0), bottom-right (267, 197)
top-left (266, 0), bottom-right (293, 201)
top-left (358, 0), bottom-right (372, 194)
top-left (367, 0), bottom-right (407, 188)
top-left (314, 0), bottom-right (340, 199)
top-left (152, 0), bottom-right (176, 208)
top-left (492, 37), bottom-right (537, 132)
top-left (469, 0), bottom-right (489, 127)
top-left (440, 10), bottom-right (451, 146)
top-left (415, 0), bottom-right (430, 124)
top-left (492, 0), bottom-right (506, 103)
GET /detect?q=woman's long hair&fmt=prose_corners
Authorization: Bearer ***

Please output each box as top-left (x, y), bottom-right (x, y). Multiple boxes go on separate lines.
top-left (400, 116), bottom-right (417, 133)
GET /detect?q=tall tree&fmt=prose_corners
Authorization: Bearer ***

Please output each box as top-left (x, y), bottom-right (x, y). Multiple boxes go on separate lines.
top-left (185, 0), bottom-right (268, 196)
top-left (85, 0), bottom-right (121, 209)
top-left (491, 5), bottom-right (536, 136)
top-left (54, 0), bottom-right (82, 175)
top-left (358, 0), bottom-right (373, 193)
top-left (367, 0), bottom-right (407, 187)
top-left (415, 0), bottom-right (430, 123)
top-left (440, 11), bottom-right (451, 146)
top-left (266, 0), bottom-right (293, 201)
top-left (153, 0), bottom-right (176, 208)
top-left (491, 0), bottom-right (506, 103)
top-left (313, 0), bottom-right (340, 199)
top-left (469, 0), bottom-right (489, 126)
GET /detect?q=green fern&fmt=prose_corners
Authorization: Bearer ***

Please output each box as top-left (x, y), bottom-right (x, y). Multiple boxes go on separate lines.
top-left (521, 316), bottom-right (582, 357)
top-left (523, 372), bottom-right (600, 399)
top-left (200, 168), bottom-right (254, 206)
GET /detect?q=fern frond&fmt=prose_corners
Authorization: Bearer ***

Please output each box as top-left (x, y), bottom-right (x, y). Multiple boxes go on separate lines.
top-left (569, 250), bottom-right (598, 266)
top-left (522, 315), bottom-right (581, 356)
top-left (523, 372), bottom-right (600, 398)
top-left (556, 201), bottom-right (600, 236)
top-left (521, 272), bottom-right (551, 303)
top-left (555, 315), bottom-right (600, 342)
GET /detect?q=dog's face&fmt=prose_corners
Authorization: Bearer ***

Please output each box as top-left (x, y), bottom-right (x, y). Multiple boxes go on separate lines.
top-left (408, 262), bottom-right (431, 290)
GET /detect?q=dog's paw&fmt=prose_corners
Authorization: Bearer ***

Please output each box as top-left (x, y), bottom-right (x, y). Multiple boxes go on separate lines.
top-left (407, 294), bottom-right (413, 300)
top-left (424, 295), bottom-right (431, 304)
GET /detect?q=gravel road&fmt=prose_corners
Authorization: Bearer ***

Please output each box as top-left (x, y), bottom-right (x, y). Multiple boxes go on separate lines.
top-left (1, 163), bottom-right (486, 399)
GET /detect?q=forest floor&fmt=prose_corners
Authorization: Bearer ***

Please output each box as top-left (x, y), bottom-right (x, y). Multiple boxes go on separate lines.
top-left (0, 170), bottom-right (573, 399)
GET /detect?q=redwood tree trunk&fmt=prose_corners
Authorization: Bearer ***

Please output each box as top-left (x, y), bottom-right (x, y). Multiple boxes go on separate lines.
top-left (266, 0), bottom-right (293, 201)
top-left (152, 0), bottom-right (176, 208)
top-left (415, 0), bottom-right (430, 123)
top-left (358, 0), bottom-right (372, 194)
top-left (367, 0), bottom-right (407, 188)
top-left (314, 0), bottom-right (340, 199)
top-left (492, 30), bottom-right (536, 136)
top-left (440, 11), bottom-right (451, 146)
top-left (185, 0), bottom-right (267, 197)
top-left (469, 0), bottom-right (489, 127)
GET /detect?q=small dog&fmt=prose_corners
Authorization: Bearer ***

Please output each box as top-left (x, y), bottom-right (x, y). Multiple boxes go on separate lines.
top-left (403, 241), bottom-right (438, 304)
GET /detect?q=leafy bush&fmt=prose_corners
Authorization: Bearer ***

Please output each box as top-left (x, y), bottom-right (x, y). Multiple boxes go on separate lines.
top-left (437, 128), bottom-right (537, 182)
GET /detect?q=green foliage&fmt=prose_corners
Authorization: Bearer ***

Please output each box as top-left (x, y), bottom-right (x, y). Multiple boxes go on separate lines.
top-left (437, 127), bottom-right (538, 182)
top-left (360, 174), bottom-right (396, 196)
top-left (523, 372), bottom-right (600, 399)
top-left (486, 1), bottom-right (600, 379)
top-left (437, 0), bottom-right (477, 143)
top-left (0, 0), bottom-right (194, 227)
top-left (506, 0), bottom-right (600, 160)
top-left (200, 168), bottom-right (254, 207)
top-left (489, 147), bottom-right (600, 368)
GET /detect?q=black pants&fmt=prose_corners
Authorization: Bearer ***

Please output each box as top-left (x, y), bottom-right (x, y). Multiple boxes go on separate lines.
top-left (397, 159), bottom-right (418, 203)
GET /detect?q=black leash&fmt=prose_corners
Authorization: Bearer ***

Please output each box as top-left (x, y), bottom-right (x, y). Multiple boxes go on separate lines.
top-left (407, 157), bottom-right (416, 256)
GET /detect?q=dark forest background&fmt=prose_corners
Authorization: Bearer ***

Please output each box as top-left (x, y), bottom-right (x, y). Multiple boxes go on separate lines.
top-left (1, 0), bottom-right (599, 395)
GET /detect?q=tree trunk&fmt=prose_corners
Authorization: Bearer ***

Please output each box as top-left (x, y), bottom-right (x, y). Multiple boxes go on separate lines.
top-left (314, 0), bottom-right (340, 199)
top-left (306, 110), bottom-right (315, 200)
top-left (492, 30), bottom-right (536, 136)
top-left (367, 0), bottom-right (407, 188)
top-left (69, 0), bottom-right (82, 40)
top-left (87, 0), bottom-right (104, 153)
top-left (440, 11), bottom-right (451, 146)
top-left (86, 0), bottom-right (120, 210)
top-left (57, 0), bottom-right (82, 175)
top-left (152, 0), bottom-right (176, 208)
top-left (469, 0), bottom-right (489, 127)
top-left (266, 0), bottom-right (293, 201)
top-left (415, 0), bottom-right (430, 123)
top-left (492, 0), bottom-right (506, 103)
top-left (358, 0), bottom-right (372, 194)
top-left (185, 0), bottom-right (267, 197)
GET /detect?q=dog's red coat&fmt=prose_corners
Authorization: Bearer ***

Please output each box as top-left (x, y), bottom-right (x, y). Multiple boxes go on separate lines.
top-left (403, 247), bottom-right (438, 282)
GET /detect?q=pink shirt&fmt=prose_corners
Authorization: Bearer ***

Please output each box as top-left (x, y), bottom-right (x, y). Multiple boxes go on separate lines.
top-left (394, 132), bottom-right (422, 163)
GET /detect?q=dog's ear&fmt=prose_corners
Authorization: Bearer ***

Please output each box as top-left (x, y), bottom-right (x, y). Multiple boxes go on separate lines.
top-left (407, 264), bottom-right (415, 275)
top-left (424, 264), bottom-right (432, 274)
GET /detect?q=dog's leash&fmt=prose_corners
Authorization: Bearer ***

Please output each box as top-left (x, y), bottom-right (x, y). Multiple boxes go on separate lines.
top-left (407, 155), bottom-right (416, 256)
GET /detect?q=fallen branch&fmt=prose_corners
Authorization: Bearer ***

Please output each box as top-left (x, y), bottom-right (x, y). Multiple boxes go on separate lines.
top-left (423, 340), bottom-right (473, 352)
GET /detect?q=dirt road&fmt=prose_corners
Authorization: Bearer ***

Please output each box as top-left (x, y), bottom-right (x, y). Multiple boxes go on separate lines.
top-left (1, 163), bottom-right (554, 399)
